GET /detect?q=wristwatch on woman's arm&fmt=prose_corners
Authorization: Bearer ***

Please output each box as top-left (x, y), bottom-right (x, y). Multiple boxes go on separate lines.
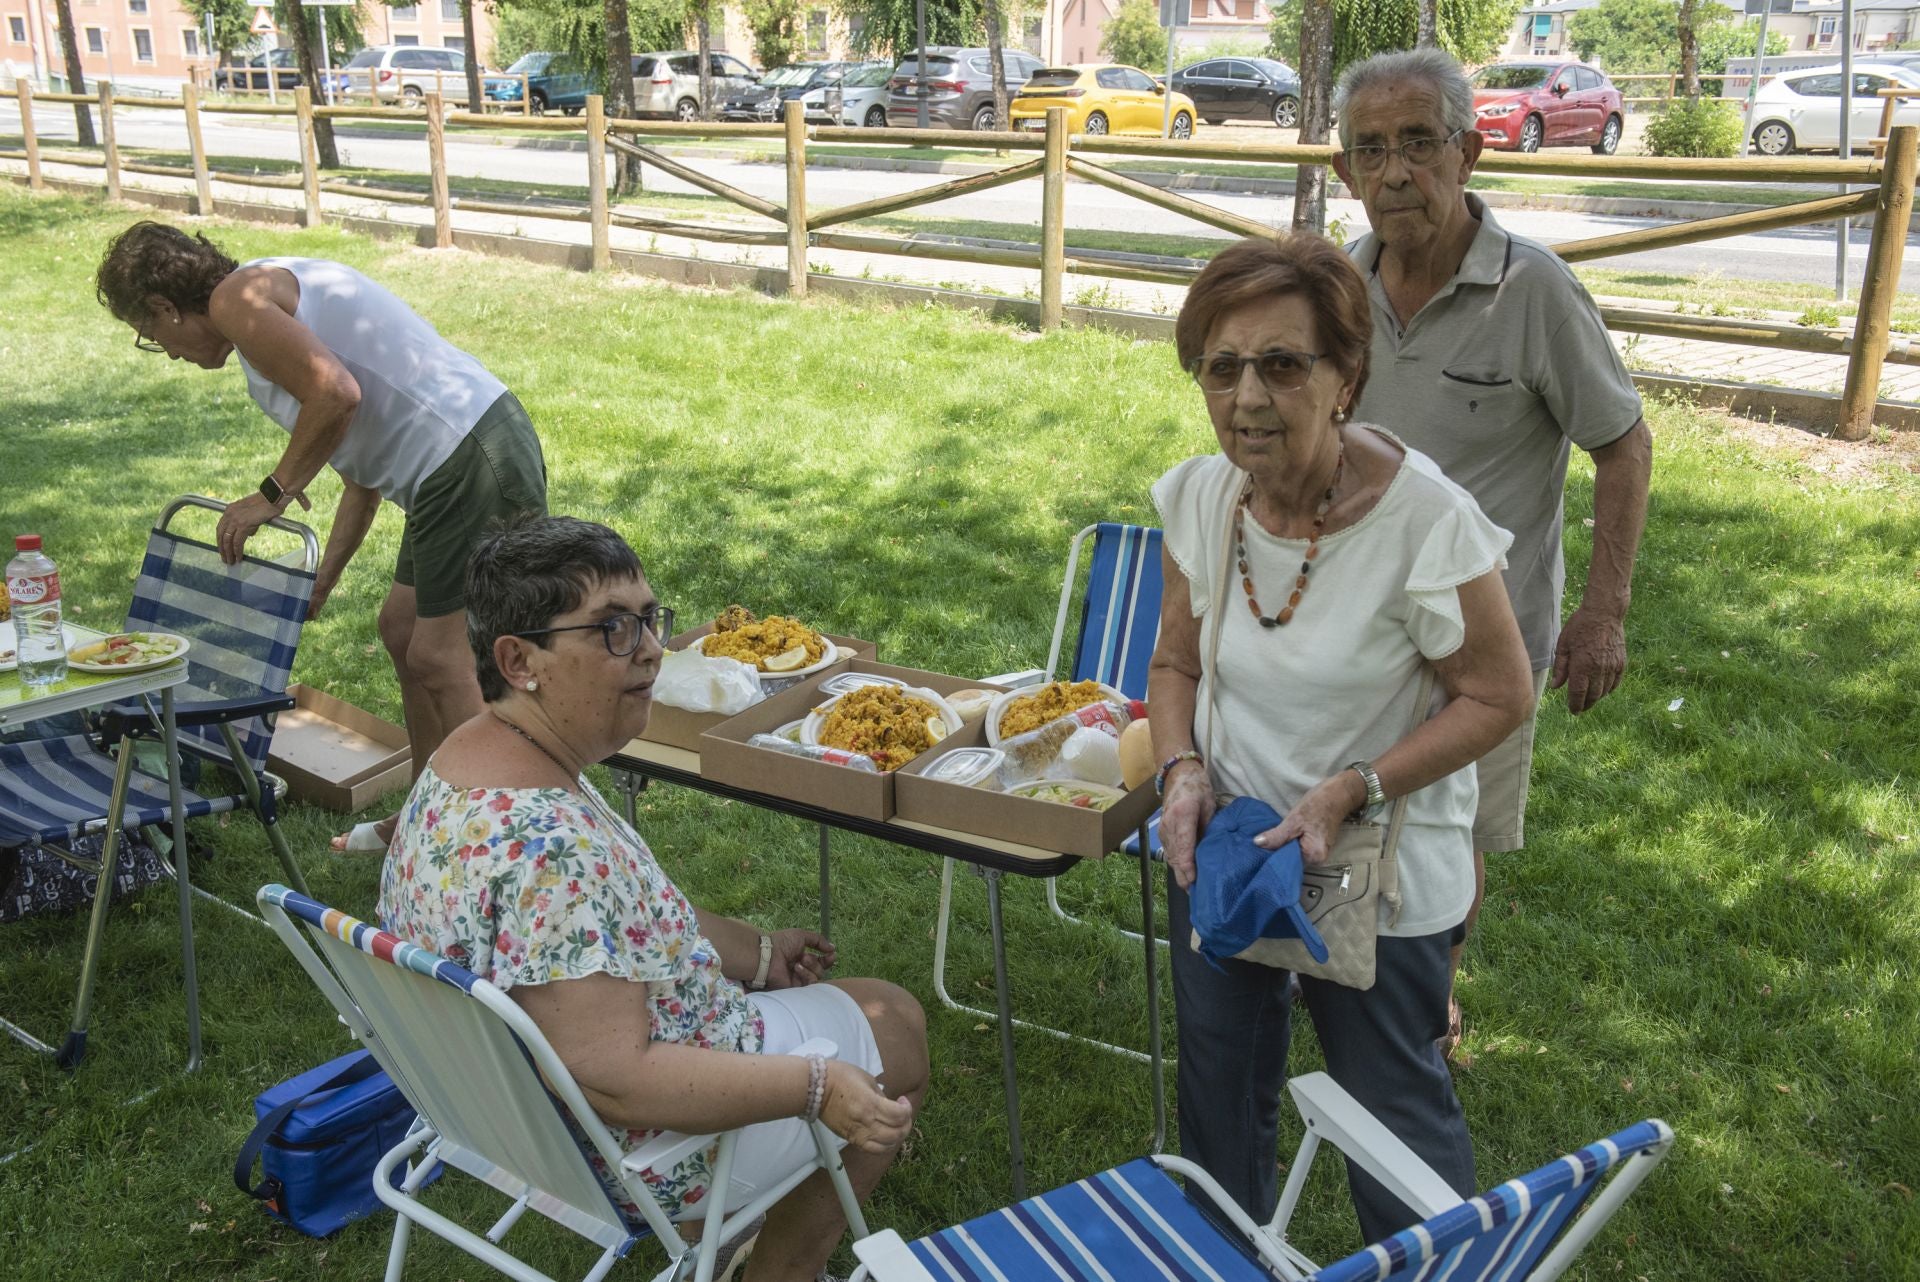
top-left (749, 932), bottom-right (773, 991)
top-left (1345, 760), bottom-right (1386, 820)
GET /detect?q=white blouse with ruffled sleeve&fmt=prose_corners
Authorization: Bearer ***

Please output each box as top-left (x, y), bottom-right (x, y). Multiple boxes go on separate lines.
top-left (1151, 430), bottom-right (1513, 937)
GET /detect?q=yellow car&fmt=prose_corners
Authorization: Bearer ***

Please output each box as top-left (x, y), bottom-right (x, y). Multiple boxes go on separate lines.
top-left (1009, 64), bottom-right (1197, 139)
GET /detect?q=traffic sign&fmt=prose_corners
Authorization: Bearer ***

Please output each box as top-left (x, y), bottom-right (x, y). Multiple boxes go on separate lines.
top-left (1159, 0), bottom-right (1192, 26)
top-left (250, 6), bottom-right (273, 33)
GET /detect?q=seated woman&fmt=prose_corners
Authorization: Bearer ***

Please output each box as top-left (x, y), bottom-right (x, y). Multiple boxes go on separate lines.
top-left (377, 515), bottom-right (927, 1282)
top-left (1149, 234), bottom-right (1534, 1243)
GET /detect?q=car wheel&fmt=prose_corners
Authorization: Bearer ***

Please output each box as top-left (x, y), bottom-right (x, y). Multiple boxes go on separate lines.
top-left (676, 97), bottom-right (700, 123)
top-left (1085, 111), bottom-right (1109, 135)
top-left (1204, 116), bottom-right (1224, 126)
top-left (971, 102), bottom-right (998, 131)
top-left (530, 90), bottom-right (549, 115)
top-left (1273, 95), bottom-right (1299, 128)
top-left (403, 85), bottom-right (425, 103)
top-left (562, 104), bottom-right (581, 117)
top-left (1592, 114), bottom-right (1621, 155)
top-left (1170, 111), bottom-right (1193, 140)
top-left (864, 105), bottom-right (887, 128)
top-left (1517, 114), bottom-right (1543, 153)
top-left (1754, 120), bottom-right (1795, 156)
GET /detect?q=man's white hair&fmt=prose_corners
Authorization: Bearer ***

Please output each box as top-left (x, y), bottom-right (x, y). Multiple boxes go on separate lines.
top-left (1333, 47), bottom-right (1476, 150)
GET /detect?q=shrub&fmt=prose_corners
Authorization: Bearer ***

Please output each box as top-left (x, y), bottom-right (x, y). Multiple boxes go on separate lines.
top-left (1643, 97), bottom-right (1743, 157)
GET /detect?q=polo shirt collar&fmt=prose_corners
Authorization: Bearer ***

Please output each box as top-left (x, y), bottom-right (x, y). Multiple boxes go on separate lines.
top-left (1355, 192), bottom-right (1512, 287)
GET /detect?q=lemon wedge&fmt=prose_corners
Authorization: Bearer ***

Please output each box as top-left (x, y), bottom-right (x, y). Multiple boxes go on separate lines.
top-left (763, 645), bottom-right (810, 673)
top-left (925, 716), bottom-right (949, 743)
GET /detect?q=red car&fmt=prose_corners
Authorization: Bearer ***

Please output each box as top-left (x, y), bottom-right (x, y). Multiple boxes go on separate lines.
top-left (1470, 60), bottom-right (1623, 154)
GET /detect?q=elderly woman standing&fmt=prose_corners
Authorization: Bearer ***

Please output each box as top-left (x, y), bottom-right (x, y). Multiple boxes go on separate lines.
top-left (1148, 234), bottom-right (1533, 1242)
top-left (377, 516), bottom-right (928, 1281)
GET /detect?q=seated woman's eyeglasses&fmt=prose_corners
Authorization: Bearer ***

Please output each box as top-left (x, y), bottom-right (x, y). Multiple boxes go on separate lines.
top-left (513, 607), bottom-right (676, 657)
top-left (1344, 128), bottom-right (1465, 174)
top-left (134, 330), bottom-right (167, 353)
top-left (1190, 348), bottom-right (1325, 396)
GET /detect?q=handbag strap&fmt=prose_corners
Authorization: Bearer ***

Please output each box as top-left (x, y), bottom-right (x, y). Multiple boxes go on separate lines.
top-left (234, 1050), bottom-right (384, 1205)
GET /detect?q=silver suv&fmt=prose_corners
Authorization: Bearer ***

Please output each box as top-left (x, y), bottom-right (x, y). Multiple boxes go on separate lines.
top-left (338, 45), bottom-right (473, 105)
top-left (886, 47), bottom-right (1045, 130)
top-left (631, 50), bottom-right (759, 121)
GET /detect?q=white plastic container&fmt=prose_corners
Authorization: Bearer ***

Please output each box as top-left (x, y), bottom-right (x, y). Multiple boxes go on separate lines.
top-left (921, 747), bottom-right (1007, 789)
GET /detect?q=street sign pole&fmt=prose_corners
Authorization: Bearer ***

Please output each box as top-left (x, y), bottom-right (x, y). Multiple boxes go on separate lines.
top-left (1738, 0), bottom-right (1779, 157)
top-left (1836, 0), bottom-right (1852, 301)
top-left (1160, 0), bottom-right (1189, 137)
top-left (915, 0), bottom-right (928, 129)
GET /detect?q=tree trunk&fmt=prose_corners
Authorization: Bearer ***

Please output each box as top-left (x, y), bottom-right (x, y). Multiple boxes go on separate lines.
top-left (1292, 0), bottom-right (1333, 232)
top-left (696, 12), bottom-right (713, 121)
top-left (286, 0), bottom-right (337, 166)
top-left (984, 0), bottom-right (1009, 131)
top-left (603, 0), bottom-right (640, 193)
top-left (52, 0), bottom-right (96, 146)
top-left (462, 0), bottom-right (482, 108)
top-left (1416, 0), bottom-right (1438, 49)
top-left (1678, 0), bottom-right (1700, 101)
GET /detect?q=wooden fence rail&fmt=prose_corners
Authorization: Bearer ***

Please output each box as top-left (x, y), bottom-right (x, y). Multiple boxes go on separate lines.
top-left (7, 88), bottom-right (1916, 435)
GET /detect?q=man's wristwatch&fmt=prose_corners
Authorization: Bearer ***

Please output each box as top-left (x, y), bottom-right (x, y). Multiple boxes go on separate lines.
top-left (1346, 760), bottom-right (1386, 820)
top-left (259, 474), bottom-right (286, 506)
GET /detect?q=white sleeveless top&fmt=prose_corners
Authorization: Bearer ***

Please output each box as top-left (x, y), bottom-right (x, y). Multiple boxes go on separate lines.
top-left (236, 257), bottom-right (506, 511)
top-left (1152, 432), bottom-right (1512, 936)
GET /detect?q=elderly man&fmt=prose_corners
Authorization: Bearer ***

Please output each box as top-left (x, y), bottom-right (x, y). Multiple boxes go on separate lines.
top-left (1329, 48), bottom-right (1654, 1052)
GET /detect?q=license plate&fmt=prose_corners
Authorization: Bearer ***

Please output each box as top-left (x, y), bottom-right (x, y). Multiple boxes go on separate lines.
top-left (1018, 119), bottom-right (1045, 131)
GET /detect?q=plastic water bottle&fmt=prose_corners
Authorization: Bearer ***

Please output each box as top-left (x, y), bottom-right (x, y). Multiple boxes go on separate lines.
top-left (746, 734), bottom-right (880, 772)
top-left (7, 534), bottom-right (67, 687)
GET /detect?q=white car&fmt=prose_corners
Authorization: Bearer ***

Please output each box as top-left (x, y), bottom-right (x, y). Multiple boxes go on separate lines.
top-left (337, 45), bottom-right (476, 105)
top-left (1749, 62), bottom-right (1920, 155)
top-left (802, 60), bottom-right (893, 127)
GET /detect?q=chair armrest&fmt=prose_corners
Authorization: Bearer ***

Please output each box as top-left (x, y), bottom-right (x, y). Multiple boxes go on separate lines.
top-left (852, 1229), bottom-right (940, 1282)
top-left (99, 692), bottom-right (295, 738)
top-left (617, 1038), bottom-right (844, 1176)
top-left (1286, 1072), bottom-right (1465, 1221)
top-left (976, 667), bottom-right (1045, 688)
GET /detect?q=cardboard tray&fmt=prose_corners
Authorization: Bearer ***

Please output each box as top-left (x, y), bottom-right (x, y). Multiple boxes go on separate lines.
top-left (267, 684), bottom-right (412, 814)
top-left (700, 660), bottom-right (1005, 822)
top-left (896, 719), bottom-right (1159, 860)
top-left (639, 624), bottom-right (877, 753)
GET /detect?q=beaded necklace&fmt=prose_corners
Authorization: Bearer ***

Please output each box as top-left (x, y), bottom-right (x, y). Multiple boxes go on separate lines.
top-left (1236, 439), bottom-right (1344, 629)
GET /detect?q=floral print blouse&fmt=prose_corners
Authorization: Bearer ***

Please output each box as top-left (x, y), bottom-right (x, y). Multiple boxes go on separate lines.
top-left (377, 763), bottom-right (765, 1219)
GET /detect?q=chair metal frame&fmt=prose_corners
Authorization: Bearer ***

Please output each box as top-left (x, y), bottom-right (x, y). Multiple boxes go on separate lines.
top-left (260, 884), bottom-right (872, 1282)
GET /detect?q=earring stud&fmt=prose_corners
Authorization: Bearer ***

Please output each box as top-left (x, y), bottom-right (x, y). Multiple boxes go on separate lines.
top-left (526, 679), bottom-right (538, 692)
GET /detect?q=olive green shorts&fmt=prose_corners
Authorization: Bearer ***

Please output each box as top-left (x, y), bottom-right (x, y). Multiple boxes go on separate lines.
top-left (393, 391), bottom-right (547, 618)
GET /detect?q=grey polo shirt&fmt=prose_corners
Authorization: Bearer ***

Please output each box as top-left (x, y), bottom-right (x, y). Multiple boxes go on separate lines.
top-left (1348, 195), bottom-right (1642, 669)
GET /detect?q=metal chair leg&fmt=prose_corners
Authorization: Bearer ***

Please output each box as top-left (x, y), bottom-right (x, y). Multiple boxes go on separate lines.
top-left (164, 689), bottom-right (202, 1073)
top-left (57, 732), bottom-right (140, 1071)
top-left (220, 721), bottom-right (310, 896)
top-left (818, 824), bottom-right (831, 939)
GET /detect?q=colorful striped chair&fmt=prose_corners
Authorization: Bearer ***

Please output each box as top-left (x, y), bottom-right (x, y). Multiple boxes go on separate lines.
top-left (852, 1071), bottom-right (1673, 1282)
top-left (259, 884), bottom-right (872, 1282)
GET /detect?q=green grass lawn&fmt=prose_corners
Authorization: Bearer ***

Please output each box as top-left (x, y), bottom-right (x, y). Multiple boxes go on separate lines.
top-left (2, 183), bottom-right (1917, 1280)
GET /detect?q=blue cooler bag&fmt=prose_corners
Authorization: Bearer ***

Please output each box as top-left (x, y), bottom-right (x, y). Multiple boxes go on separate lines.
top-left (234, 1049), bottom-right (442, 1237)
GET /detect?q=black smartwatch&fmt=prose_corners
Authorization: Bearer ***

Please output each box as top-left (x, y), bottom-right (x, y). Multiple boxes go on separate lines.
top-left (259, 474), bottom-right (286, 505)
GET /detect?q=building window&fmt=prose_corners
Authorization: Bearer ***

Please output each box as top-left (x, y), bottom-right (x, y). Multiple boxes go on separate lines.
top-left (1816, 16), bottom-right (1836, 42)
top-left (85, 25), bottom-right (105, 52)
top-left (807, 7), bottom-right (826, 50)
top-left (181, 26), bottom-right (200, 55)
top-left (8, 15), bottom-right (26, 41)
top-left (444, 34), bottom-right (464, 49)
top-left (394, 33), bottom-right (419, 45)
top-left (440, 0), bottom-right (459, 19)
top-left (392, 4), bottom-right (418, 19)
top-left (132, 26), bottom-right (152, 59)
top-left (129, 0), bottom-right (146, 12)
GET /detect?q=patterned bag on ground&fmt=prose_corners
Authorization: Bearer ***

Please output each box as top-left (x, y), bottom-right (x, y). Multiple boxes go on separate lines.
top-left (0, 832), bottom-right (169, 926)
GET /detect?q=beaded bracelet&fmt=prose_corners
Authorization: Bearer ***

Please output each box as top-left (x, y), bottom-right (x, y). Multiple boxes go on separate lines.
top-left (1154, 750), bottom-right (1204, 798)
top-left (801, 1054), bottom-right (828, 1123)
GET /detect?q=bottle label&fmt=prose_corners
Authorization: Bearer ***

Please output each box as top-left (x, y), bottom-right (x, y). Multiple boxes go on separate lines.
top-left (7, 571), bottom-right (59, 607)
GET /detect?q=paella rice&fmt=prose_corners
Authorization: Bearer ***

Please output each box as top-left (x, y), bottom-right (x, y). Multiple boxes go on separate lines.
top-left (817, 685), bottom-right (947, 772)
top-left (701, 605), bottom-right (828, 671)
top-left (998, 679), bottom-right (1110, 738)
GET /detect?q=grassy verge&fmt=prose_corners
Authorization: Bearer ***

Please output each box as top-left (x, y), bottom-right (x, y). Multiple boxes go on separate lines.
top-left (4, 183), bottom-right (1919, 1281)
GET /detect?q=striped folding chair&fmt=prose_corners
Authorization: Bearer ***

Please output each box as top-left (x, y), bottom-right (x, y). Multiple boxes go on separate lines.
top-left (258, 884), bottom-right (872, 1282)
top-left (0, 496), bottom-right (316, 1068)
top-left (852, 1072), bottom-right (1674, 1282)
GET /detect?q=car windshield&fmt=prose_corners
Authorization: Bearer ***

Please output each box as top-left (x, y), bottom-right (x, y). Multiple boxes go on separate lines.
top-left (761, 65), bottom-right (816, 87)
top-left (1024, 69), bottom-right (1083, 89)
top-left (1251, 58), bottom-right (1294, 78)
top-left (505, 53), bottom-right (550, 74)
top-left (345, 49), bottom-right (381, 69)
top-left (1473, 65), bottom-right (1550, 90)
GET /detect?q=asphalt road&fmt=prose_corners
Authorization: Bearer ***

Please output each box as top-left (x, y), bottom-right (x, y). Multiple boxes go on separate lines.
top-left (10, 102), bottom-right (1917, 293)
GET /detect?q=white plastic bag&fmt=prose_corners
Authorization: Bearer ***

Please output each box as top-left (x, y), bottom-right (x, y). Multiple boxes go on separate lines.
top-left (653, 647), bottom-right (763, 715)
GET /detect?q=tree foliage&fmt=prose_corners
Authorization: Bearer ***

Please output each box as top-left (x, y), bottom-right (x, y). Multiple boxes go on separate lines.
top-left (1101, 0), bottom-right (1166, 71)
top-left (1570, 0), bottom-right (1789, 85)
top-left (180, 0), bottom-right (253, 64)
top-left (1268, 0), bottom-right (1516, 74)
top-left (1698, 19), bottom-right (1787, 95)
top-left (741, 0), bottom-right (806, 68)
top-left (839, 0), bottom-right (982, 59)
top-left (488, 0), bottom-right (686, 84)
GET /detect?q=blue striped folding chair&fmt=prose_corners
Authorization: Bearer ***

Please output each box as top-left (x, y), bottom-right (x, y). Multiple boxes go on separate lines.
top-left (0, 496), bottom-right (317, 1068)
top-left (852, 1071), bottom-right (1674, 1282)
top-left (258, 884), bottom-right (872, 1282)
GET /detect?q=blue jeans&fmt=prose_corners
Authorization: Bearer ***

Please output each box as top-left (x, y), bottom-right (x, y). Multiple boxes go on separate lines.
top-left (1167, 874), bottom-right (1475, 1245)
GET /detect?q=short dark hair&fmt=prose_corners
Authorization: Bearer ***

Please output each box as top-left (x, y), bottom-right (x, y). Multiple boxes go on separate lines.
top-left (1174, 233), bottom-right (1373, 406)
top-left (95, 221), bottom-right (239, 326)
top-left (465, 516), bottom-right (646, 702)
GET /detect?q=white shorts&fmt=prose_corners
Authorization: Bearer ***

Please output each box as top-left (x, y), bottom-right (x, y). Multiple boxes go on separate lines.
top-left (675, 983), bottom-right (885, 1220)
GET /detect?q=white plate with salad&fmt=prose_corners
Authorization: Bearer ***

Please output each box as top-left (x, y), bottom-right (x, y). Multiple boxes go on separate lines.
top-left (66, 631), bottom-right (192, 674)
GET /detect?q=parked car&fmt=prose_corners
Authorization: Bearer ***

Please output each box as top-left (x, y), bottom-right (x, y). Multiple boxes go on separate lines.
top-left (1009, 64), bottom-right (1197, 139)
top-left (1170, 56), bottom-right (1300, 128)
top-left (885, 46), bottom-right (1046, 131)
top-left (631, 51), bottom-right (759, 121)
top-left (719, 60), bottom-right (851, 122)
top-left (1748, 63), bottom-right (1920, 155)
top-left (486, 51), bottom-right (590, 115)
top-left (338, 45), bottom-right (476, 105)
top-left (1470, 60), bottom-right (1622, 154)
top-left (803, 60), bottom-right (895, 127)
top-left (214, 48), bottom-right (300, 92)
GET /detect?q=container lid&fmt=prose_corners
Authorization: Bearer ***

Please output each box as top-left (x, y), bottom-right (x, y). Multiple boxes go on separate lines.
top-left (818, 670), bottom-right (905, 698)
top-left (922, 746), bottom-right (1006, 787)
top-left (1005, 779), bottom-right (1128, 811)
top-left (14, 534), bottom-right (41, 551)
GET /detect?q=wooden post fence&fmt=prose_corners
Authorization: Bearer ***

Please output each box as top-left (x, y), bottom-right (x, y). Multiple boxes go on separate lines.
top-left (785, 101), bottom-right (808, 296)
top-left (1040, 107), bottom-right (1067, 331)
top-left (1839, 123), bottom-right (1918, 440)
top-left (426, 92), bottom-right (452, 248)
top-left (182, 83), bottom-right (213, 215)
top-left (98, 80), bottom-right (120, 200)
top-left (585, 94), bottom-right (610, 272)
top-left (16, 81), bottom-right (42, 192)
top-left (295, 87), bottom-right (322, 226)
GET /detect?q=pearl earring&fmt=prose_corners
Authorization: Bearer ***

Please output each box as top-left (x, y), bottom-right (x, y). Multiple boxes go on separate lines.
top-left (526, 679), bottom-right (538, 692)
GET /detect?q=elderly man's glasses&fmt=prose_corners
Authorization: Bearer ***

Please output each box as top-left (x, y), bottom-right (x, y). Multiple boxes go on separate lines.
top-left (513, 606), bottom-right (675, 657)
top-left (1190, 348), bottom-right (1325, 396)
top-left (1344, 128), bottom-right (1465, 174)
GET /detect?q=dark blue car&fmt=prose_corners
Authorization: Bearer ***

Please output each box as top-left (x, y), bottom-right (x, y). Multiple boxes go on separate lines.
top-left (487, 51), bottom-right (590, 115)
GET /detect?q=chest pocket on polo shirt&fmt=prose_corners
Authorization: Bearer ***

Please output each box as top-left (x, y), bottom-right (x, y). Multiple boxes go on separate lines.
top-left (1439, 365), bottom-right (1527, 428)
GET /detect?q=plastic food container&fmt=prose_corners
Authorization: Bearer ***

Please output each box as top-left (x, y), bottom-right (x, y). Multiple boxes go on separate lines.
top-left (1005, 780), bottom-right (1128, 811)
top-left (817, 670), bottom-right (905, 698)
top-left (986, 681), bottom-right (1130, 746)
top-left (921, 747), bottom-right (1007, 789)
top-left (771, 718), bottom-right (807, 744)
top-left (801, 684), bottom-right (964, 748)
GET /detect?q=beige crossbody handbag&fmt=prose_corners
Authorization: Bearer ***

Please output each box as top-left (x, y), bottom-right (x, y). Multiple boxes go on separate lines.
top-left (1188, 478), bottom-right (1436, 991)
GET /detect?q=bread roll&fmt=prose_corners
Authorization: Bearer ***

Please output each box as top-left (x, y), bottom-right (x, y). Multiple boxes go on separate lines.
top-left (1118, 718), bottom-right (1154, 790)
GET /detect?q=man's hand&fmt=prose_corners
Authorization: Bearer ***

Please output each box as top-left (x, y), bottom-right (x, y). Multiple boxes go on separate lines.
top-left (307, 567), bottom-right (340, 621)
top-left (1160, 763), bottom-right (1216, 891)
top-left (765, 929), bottom-right (835, 989)
top-left (215, 493), bottom-right (286, 565)
top-left (1549, 604), bottom-right (1627, 714)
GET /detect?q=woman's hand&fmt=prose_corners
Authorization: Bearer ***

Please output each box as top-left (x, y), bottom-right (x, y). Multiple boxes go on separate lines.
top-left (1257, 772), bottom-right (1365, 865)
top-left (1160, 762), bottom-right (1216, 891)
top-left (819, 1059), bottom-right (913, 1153)
top-left (765, 929), bottom-right (835, 989)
